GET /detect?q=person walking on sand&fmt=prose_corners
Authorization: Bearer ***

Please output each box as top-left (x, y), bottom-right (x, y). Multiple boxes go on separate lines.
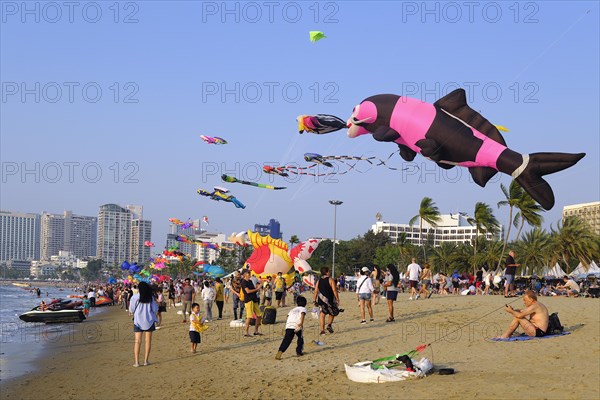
top-left (214, 278), bottom-right (225, 319)
top-left (275, 296), bottom-right (307, 360)
top-left (371, 266), bottom-right (383, 306)
top-left (383, 264), bottom-right (399, 322)
top-left (231, 271), bottom-right (244, 320)
top-left (356, 267), bottom-right (375, 324)
top-left (314, 267), bottom-right (340, 335)
top-left (275, 272), bottom-right (285, 308)
top-left (407, 258), bottom-right (422, 300)
top-left (168, 282), bottom-right (176, 308)
top-left (181, 278), bottom-right (195, 323)
top-left (129, 281), bottom-right (159, 367)
top-left (419, 263), bottom-right (432, 299)
top-left (241, 269), bottom-right (263, 337)
top-left (201, 281), bottom-right (215, 321)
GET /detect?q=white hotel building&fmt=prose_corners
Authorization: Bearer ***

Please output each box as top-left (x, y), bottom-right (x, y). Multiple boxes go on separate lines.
top-left (372, 213), bottom-right (502, 246)
top-left (0, 210), bottom-right (41, 262)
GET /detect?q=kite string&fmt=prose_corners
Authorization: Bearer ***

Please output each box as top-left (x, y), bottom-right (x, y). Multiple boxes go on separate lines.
top-left (425, 295), bottom-right (523, 347)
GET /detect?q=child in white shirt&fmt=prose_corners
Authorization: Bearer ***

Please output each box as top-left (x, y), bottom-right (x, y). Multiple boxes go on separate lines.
top-left (275, 296), bottom-right (307, 360)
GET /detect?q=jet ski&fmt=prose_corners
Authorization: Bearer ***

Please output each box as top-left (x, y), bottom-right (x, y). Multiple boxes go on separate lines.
top-left (19, 309), bottom-right (86, 323)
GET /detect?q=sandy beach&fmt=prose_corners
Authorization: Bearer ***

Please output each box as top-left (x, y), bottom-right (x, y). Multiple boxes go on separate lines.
top-left (2, 292), bottom-right (598, 400)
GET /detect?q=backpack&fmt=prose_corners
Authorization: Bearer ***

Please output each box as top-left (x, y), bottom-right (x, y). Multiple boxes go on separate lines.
top-left (547, 312), bottom-right (563, 335)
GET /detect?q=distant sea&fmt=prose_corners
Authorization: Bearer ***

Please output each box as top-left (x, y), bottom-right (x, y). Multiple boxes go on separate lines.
top-left (0, 283), bottom-right (84, 381)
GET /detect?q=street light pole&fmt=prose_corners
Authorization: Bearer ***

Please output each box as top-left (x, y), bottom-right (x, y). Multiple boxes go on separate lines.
top-left (329, 200), bottom-right (343, 279)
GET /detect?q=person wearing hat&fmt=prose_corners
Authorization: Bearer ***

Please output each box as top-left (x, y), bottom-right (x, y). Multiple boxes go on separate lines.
top-left (356, 267), bottom-right (375, 324)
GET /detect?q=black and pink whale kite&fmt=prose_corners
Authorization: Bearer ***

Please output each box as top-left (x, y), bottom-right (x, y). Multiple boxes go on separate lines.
top-left (304, 89), bottom-right (585, 210)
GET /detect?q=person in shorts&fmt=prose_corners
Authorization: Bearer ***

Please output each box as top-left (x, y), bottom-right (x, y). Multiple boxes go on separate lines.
top-left (504, 250), bottom-right (520, 297)
top-left (240, 270), bottom-right (263, 337)
top-left (275, 272), bottom-right (285, 308)
top-left (406, 258), bottom-right (422, 300)
top-left (419, 263), bottom-right (432, 299)
top-left (356, 267), bottom-right (374, 324)
top-left (189, 303), bottom-right (202, 353)
top-left (383, 264), bottom-right (399, 322)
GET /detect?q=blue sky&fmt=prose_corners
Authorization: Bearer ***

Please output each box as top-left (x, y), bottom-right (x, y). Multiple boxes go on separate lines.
top-left (1, 1), bottom-right (599, 245)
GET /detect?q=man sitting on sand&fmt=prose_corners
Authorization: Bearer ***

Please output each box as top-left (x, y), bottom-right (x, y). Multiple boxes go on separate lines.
top-left (498, 290), bottom-right (549, 339)
top-left (556, 276), bottom-right (580, 297)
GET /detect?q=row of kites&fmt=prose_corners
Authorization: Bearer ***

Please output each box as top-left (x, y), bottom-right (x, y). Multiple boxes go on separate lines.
top-left (199, 87), bottom-right (585, 211)
top-left (110, 229), bottom-right (324, 288)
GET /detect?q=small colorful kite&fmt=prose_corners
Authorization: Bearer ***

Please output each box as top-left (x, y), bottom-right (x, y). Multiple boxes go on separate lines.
top-left (309, 31), bottom-right (326, 43)
top-left (200, 135), bottom-right (228, 145)
top-left (221, 174), bottom-right (286, 190)
top-left (297, 114), bottom-right (346, 134)
top-left (197, 187), bottom-right (246, 209)
top-left (144, 241), bottom-right (155, 247)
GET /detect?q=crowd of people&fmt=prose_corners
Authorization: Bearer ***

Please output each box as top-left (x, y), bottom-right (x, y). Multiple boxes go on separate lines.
top-left (70, 249), bottom-right (597, 366)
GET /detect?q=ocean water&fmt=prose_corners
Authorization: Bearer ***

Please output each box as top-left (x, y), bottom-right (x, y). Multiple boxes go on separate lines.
top-left (0, 283), bottom-right (85, 381)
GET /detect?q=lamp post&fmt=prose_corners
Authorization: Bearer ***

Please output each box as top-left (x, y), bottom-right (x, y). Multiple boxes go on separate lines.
top-left (329, 200), bottom-right (343, 279)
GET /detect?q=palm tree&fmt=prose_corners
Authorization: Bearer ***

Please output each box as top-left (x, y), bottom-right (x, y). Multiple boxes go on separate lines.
top-left (409, 197), bottom-right (442, 262)
top-left (550, 216), bottom-right (598, 272)
top-left (468, 202), bottom-right (500, 273)
top-left (513, 194), bottom-right (545, 241)
top-left (289, 235), bottom-right (300, 248)
top-left (515, 228), bottom-right (551, 275)
top-left (430, 242), bottom-right (457, 275)
top-left (496, 181), bottom-right (525, 270)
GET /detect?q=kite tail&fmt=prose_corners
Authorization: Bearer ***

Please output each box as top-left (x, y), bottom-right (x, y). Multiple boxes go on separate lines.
top-left (513, 152), bottom-right (585, 211)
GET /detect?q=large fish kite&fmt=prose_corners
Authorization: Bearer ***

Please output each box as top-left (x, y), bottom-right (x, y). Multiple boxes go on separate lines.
top-left (312, 89), bottom-right (585, 210)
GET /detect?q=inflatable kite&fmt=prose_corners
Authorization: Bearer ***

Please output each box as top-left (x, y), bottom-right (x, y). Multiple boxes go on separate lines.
top-left (344, 89), bottom-right (585, 210)
top-left (244, 231), bottom-right (320, 285)
top-left (297, 114), bottom-right (346, 134)
top-left (144, 241), bottom-right (155, 247)
top-left (200, 135), bottom-right (227, 145)
top-left (197, 187), bottom-right (246, 209)
top-left (227, 231), bottom-right (247, 246)
top-left (221, 174), bottom-right (286, 190)
top-left (169, 218), bottom-right (183, 225)
top-left (199, 264), bottom-right (226, 278)
top-left (309, 31), bottom-right (326, 43)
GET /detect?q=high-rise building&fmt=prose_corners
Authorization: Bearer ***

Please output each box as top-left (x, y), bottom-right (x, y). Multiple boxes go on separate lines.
top-left (40, 211), bottom-right (97, 261)
top-left (97, 204), bottom-right (152, 266)
top-left (41, 212), bottom-right (65, 261)
top-left (254, 219), bottom-right (282, 239)
top-left (371, 213), bottom-right (502, 246)
top-left (562, 201), bottom-right (600, 235)
top-left (131, 219), bottom-right (152, 265)
top-left (66, 212), bottom-right (97, 259)
top-left (0, 211), bottom-right (40, 262)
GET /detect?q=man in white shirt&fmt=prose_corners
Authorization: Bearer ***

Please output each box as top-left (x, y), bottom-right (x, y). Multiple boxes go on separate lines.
top-left (87, 288), bottom-right (96, 308)
top-left (557, 276), bottom-right (580, 297)
top-left (406, 258), bottom-right (422, 300)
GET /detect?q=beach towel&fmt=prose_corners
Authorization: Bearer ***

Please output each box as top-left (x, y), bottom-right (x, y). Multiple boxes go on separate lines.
top-left (489, 332), bottom-right (571, 342)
